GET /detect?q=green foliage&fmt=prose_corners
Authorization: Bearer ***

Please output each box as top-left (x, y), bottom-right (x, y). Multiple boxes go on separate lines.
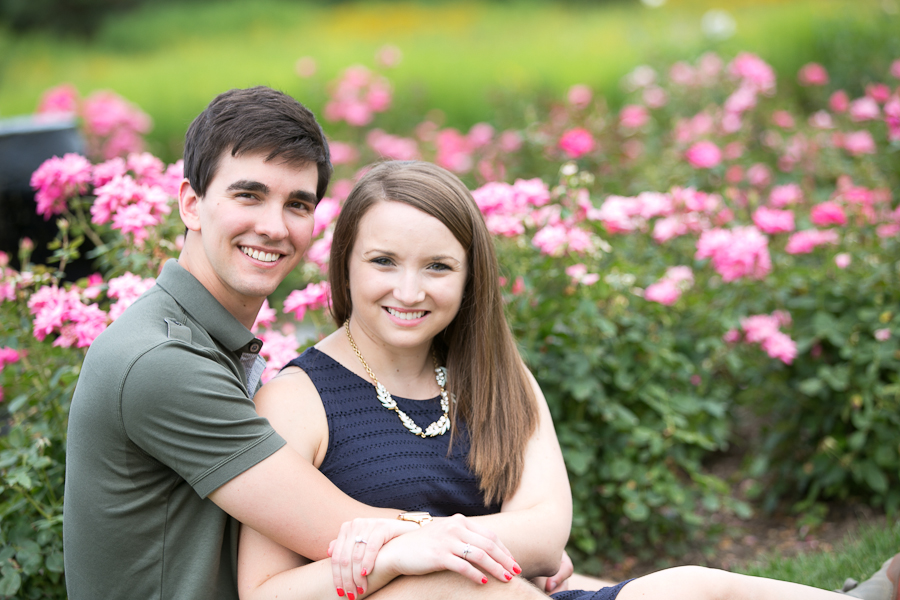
top-left (0, 0), bottom-right (141, 37)
top-left (737, 238), bottom-right (900, 515)
top-left (0, 0), bottom-right (894, 163)
top-left (0, 297), bottom-right (73, 598)
top-left (506, 243), bottom-right (744, 566)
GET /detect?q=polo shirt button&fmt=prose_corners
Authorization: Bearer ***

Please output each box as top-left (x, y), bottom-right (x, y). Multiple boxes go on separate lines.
top-left (249, 341), bottom-right (261, 353)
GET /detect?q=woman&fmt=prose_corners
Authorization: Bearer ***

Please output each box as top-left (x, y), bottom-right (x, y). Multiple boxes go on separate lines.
top-left (238, 160), bottom-right (871, 600)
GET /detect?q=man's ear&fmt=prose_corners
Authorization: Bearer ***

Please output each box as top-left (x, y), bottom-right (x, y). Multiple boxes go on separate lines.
top-left (178, 179), bottom-right (202, 232)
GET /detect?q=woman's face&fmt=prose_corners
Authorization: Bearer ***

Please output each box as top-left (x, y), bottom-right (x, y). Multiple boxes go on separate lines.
top-left (347, 200), bottom-right (467, 355)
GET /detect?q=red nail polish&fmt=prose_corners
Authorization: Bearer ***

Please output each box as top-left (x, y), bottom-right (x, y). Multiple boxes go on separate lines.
top-left (361, 568), bottom-right (367, 577)
top-left (481, 577), bottom-right (488, 584)
top-left (337, 588), bottom-right (345, 597)
top-left (357, 587), bottom-right (364, 595)
top-left (513, 564), bottom-right (522, 575)
top-left (347, 593), bottom-right (356, 600)
top-left (504, 572), bottom-right (512, 581)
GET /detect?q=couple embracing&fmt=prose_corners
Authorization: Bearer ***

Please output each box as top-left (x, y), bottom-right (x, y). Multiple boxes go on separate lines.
top-left (63, 86), bottom-right (895, 600)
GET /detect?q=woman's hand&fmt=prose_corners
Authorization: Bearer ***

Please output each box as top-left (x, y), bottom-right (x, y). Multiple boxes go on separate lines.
top-left (328, 514), bottom-right (522, 597)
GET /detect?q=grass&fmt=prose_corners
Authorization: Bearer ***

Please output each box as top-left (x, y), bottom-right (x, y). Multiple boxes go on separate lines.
top-left (736, 520), bottom-right (900, 591)
top-left (0, 0), bottom-right (896, 162)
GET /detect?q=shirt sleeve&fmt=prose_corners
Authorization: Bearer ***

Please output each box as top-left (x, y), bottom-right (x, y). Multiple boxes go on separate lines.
top-left (120, 341), bottom-right (286, 498)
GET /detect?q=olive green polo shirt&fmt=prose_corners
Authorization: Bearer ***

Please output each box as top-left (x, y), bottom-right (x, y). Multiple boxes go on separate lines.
top-left (63, 259), bottom-right (286, 600)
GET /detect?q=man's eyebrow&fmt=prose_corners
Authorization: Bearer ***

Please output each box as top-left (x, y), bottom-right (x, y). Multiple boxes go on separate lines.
top-left (225, 180), bottom-right (318, 204)
top-left (226, 180), bottom-right (269, 194)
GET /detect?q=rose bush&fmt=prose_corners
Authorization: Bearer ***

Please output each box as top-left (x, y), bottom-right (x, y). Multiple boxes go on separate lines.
top-left (2, 50), bottom-right (900, 593)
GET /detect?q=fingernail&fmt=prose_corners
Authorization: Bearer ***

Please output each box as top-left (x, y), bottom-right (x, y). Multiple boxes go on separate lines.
top-left (513, 564), bottom-right (522, 575)
top-left (504, 572), bottom-right (512, 581)
top-left (548, 581), bottom-right (558, 592)
top-left (481, 577), bottom-right (488, 584)
top-left (347, 593), bottom-right (356, 600)
top-left (357, 587), bottom-right (364, 595)
top-left (336, 589), bottom-right (345, 597)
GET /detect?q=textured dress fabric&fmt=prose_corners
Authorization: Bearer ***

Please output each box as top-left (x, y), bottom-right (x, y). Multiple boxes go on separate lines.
top-left (284, 347), bottom-right (631, 600)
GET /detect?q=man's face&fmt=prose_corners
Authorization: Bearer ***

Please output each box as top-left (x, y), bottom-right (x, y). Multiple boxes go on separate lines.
top-left (179, 151), bottom-right (318, 319)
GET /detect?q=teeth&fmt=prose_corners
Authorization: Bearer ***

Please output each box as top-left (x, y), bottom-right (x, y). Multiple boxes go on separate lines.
top-left (387, 308), bottom-right (425, 320)
top-left (241, 247), bottom-right (279, 263)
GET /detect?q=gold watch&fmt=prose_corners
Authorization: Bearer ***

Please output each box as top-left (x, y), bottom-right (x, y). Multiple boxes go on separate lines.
top-left (397, 511), bottom-right (433, 526)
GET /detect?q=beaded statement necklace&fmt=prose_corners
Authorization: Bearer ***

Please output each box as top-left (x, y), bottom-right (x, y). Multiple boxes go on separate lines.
top-left (344, 320), bottom-right (451, 438)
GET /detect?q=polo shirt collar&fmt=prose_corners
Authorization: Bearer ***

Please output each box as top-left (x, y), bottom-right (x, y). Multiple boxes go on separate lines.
top-left (156, 260), bottom-right (260, 353)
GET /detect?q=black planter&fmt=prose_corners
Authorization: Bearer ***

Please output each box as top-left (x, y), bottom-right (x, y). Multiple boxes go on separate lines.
top-left (0, 115), bottom-right (93, 278)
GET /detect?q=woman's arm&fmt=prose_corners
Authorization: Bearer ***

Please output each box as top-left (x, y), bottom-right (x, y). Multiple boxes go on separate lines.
top-left (466, 367), bottom-right (574, 579)
top-left (236, 369), bottom-right (520, 599)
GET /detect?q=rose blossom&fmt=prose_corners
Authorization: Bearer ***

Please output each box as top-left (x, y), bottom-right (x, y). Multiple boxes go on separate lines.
top-left (696, 227), bottom-right (771, 282)
top-left (283, 282), bottom-right (331, 321)
top-left (567, 84), bottom-right (592, 109)
top-left (892, 59), bottom-right (900, 79)
top-left (752, 206), bottom-right (795, 234)
top-left (810, 202), bottom-right (847, 227)
top-left (685, 140), bottom-right (722, 169)
top-left (798, 63), bottom-right (829, 86)
top-left (747, 163), bottom-right (772, 188)
top-left (849, 97), bottom-right (881, 121)
top-left (619, 105), bottom-right (649, 130)
top-left (785, 229), bottom-right (840, 254)
top-left (566, 264), bottom-right (600, 286)
top-left (768, 183), bottom-right (803, 207)
top-left (644, 279), bottom-right (681, 305)
top-left (843, 131), bottom-right (876, 156)
top-left (830, 90), bottom-right (850, 113)
top-left (558, 128), bottom-right (596, 159)
top-left (875, 328), bottom-right (891, 342)
top-left (834, 253), bottom-right (851, 269)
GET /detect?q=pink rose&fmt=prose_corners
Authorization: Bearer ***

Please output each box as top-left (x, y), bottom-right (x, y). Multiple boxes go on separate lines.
top-left (558, 128), bottom-right (596, 159)
top-left (843, 131), bottom-right (877, 156)
top-left (685, 140), bottom-right (722, 169)
top-left (619, 105), bottom-right (650, 130)
top-left (810, 201), bottom-right (847, 227)
top-left (798, 63), bottom-right (829, 86)
top-left (785, 229), bottom-right (840, 254)
top-left (567, 84), bottom-right (592, 109)
top-left (875, 328), bottom-right (891, 342)
top-left (752, 206), bottom-right (795, 234)
top-left (747, 163), bottom-right (772, 188)
top-left (768, 183), bottom-right (802, 207)
top-left (644, 279), bottom-right (681, 305)
top-left (849, 97), bottom-right (880, 121)
top-left (834, 253), bottom-right (851, 269)
top-left (830, 90), bottom-right (850, 113)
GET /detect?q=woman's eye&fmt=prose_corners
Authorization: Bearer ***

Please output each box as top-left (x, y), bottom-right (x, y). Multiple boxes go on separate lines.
top-left (430, 262), bottom-right (451, 271)
top-left (372, 257), bottom-right (393, 266)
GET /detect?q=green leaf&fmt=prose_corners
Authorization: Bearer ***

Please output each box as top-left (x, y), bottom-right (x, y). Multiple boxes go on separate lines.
top-left (623, 500), bottom-right (650, 521)
top-left (859, 461), bottom-right (889, 493)
top-left (46, 552), bottom-right (65, 573)
top-left (798, 378), bottom-right (825, 396)
top-left (0, 567), bottom-right (21, 597)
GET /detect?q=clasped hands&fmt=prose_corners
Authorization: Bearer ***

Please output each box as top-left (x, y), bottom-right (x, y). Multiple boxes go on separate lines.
top-left (327, 514), bottom-right (573, 598)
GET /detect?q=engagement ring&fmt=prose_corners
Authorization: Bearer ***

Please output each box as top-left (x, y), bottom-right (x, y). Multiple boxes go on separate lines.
top-left (355, 536), bottom-right (368, 544)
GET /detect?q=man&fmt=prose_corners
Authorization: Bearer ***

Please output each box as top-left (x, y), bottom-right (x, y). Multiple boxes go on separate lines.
top-left (63, 86), bottom-right (552, 599)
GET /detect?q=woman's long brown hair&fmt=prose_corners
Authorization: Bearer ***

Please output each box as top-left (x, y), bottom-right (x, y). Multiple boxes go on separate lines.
top-left (328, 161), bottom-right (538, 505)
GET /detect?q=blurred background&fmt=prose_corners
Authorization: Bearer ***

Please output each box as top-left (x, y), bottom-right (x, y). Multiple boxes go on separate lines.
top-left (1, 0), bottom-right (898, 163)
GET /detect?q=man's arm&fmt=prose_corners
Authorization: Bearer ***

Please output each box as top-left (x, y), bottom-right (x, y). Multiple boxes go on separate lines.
top-left (209, 445), bottom-right (398, 559)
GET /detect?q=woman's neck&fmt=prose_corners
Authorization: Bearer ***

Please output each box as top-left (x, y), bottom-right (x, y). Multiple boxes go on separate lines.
top-left (317, 322), bottom-right (440, 400)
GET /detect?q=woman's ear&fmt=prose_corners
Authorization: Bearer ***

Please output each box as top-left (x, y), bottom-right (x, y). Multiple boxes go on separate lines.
top-left (178, 179), bottom-right (202, 232)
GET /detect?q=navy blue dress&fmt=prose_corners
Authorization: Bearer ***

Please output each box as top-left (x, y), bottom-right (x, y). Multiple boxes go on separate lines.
top-left (284, 347), bottom-right (630, 600)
